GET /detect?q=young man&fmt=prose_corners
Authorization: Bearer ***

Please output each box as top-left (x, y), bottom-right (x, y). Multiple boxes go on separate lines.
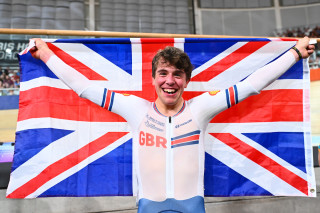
top-left (30, 37), bottom-right (314, 213)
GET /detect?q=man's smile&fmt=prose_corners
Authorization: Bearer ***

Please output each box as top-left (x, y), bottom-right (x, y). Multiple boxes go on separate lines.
top-left (163, 88), bottom-right (177, 94)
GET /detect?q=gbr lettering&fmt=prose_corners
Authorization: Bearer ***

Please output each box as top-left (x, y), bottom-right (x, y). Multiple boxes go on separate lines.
top-left (139, 131), bottom-right (167, 148)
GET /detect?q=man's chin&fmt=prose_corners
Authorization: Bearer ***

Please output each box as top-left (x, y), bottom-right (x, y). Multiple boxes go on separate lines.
top-left (163, 100), bottom-right (180, 107)
top-left (157, 95), bottom-right (183, 108)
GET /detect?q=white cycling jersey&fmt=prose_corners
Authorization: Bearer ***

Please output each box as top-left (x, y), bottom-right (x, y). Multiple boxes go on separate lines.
top-left (90, 80), bottom-right (257, 202)
top-left (45, 49), bottom-right (297, 212)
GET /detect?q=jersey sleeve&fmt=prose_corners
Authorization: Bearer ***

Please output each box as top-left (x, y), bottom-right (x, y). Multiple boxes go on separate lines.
top-left (189, 50), bottom-right (298, 129)
top-left (97, 89), bottom-right (150, 126)
top-left (189, 80), bottom-right (258, 129)
top-left (46, 55), bottom-right (92, 96)
top-left (46, 54), bottom-right (149, 126)
top-left (246, 50), bottom-right (297, 92)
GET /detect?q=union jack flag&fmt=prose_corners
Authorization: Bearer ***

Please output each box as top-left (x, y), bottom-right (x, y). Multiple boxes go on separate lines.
top-left (6, 38), bottom-right (316, 198)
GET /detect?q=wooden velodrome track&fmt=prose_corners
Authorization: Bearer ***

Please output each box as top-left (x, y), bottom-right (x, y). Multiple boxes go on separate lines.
top-left (0, 109), bottom-right (18, 142)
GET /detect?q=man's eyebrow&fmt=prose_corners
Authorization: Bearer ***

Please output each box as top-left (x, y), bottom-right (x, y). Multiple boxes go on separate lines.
top-left (156, 69), bottom-right (168, 72)
top-left (156, 68), bottom-right (185, 73)
top-left (173, 70), bottom-right (185, 74)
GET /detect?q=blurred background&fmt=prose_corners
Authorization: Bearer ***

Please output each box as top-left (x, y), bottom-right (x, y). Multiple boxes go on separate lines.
top-left (0, 0), bottom-right (320, 212)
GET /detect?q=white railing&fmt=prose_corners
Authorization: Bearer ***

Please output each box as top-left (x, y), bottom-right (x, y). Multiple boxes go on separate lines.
top-left (0, 88), bottom-right (19, 96)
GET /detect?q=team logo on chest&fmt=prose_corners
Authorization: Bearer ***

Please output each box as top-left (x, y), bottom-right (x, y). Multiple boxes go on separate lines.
top-left (139, 131), bottom-right (167, 148)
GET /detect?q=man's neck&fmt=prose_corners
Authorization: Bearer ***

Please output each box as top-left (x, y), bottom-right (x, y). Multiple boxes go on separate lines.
top-left (154, 98), bottom-right (185, 117)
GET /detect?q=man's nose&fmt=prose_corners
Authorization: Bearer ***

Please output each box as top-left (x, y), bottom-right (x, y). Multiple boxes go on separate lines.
top-left (166, 74), bottom-right (175, 85)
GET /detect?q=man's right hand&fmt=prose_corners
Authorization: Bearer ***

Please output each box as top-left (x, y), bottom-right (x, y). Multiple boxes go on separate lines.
top-left (29, 38), bottom-right (54, 63)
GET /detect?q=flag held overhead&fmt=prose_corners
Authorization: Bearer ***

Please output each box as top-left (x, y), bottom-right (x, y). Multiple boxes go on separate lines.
top-left (7, 38), bottom-right (316, 198)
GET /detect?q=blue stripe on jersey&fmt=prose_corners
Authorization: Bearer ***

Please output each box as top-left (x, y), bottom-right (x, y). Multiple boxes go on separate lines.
top-left (171, 130), bottom-right (200, 141)
top-left (225, 89), bottom-right (231, 108)
top-left (234, 85), bottom-right (238, 104)
top-left (171, 140), bottom-right (199, 148)
top-left (153, 103), bottom-right (186, 118)
top-left (173, 102), bottom-right (185, 117)
top-left (153, 103), bottom-right (166, 117)
top-left (108, 92), bottom-right (115, 111)
top-left (101, 88), bottom-right (107, 107)
top-left (138, 195), bottom-right (205, 213)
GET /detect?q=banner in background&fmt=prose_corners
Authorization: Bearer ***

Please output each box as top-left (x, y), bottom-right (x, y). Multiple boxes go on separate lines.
top-left (0, 143), bottom-right (14, 163)
top-left (6, 38), bottom-right (316, 198)
top-left (0, 40), bottom-right (28, 66)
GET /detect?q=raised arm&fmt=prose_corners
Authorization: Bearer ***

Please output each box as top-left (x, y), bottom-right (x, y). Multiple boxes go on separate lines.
top-left (189, 37), bottom-right (315, 128)
top-left (246, 36), bottom-right (315, 92)
top-left (30, 38), bottom-right (92, 96)
top-left (29, 38), bottom-right (150, 125)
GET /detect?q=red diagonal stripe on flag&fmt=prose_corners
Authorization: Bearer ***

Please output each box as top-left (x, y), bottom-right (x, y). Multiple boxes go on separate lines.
top-left (210, 133), bottom-right (308, 195)
top-left (18, 86), bottom-right (125, 122)
top-left (7, 131), bottom-right (129, 198)
top-left (47, 43), bottom-right (107, 81)
top-left (211, 89), bottom-right (303, 123)
top-left (140, 38), bottom-right (175, 101)
top-left (191, 41), bottom-right (269, 81)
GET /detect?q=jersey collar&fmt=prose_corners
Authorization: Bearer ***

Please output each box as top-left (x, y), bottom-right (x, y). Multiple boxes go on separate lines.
top-left (153, 101), bottom-right (186, 117)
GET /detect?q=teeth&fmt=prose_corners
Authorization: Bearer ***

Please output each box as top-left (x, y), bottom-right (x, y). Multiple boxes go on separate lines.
top-left (164, 89), bottom-right (176, 94)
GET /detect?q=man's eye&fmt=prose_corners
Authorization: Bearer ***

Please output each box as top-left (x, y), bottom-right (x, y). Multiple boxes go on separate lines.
top-left (174, 73), bottom-right (183, 78)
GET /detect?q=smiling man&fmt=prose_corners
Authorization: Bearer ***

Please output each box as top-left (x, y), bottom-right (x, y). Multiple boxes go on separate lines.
top-left (30, 37), bottom-right (314, 213)
top-left (151, 46), bottom-right (192, 116)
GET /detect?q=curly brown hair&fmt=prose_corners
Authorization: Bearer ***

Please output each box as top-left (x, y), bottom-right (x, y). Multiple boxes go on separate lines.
top-left (152, 46), bottom-right (193, 81)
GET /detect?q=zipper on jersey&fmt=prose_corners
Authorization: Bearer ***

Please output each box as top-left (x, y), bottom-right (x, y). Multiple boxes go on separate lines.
top-left (166, 116), bottom-right (174, 198)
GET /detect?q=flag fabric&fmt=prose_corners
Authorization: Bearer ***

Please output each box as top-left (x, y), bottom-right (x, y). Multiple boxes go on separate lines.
top-left (6, 38), bottom-right (316, 198)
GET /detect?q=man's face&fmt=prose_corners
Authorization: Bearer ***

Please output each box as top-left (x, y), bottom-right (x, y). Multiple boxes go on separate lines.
top-left (152, 58), bottom-right (189, 108)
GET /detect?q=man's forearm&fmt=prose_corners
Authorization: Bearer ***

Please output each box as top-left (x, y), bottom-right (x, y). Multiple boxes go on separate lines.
top-left (246, 50), bottom-right (297, 92)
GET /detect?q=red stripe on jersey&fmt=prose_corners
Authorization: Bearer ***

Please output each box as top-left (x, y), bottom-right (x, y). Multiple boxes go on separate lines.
top-left (6, 132), bottom-right (129, 198)
top-left (211, 89), bottom-right (303, 123)
top-left (229, 86), bottom-right (235, 106)
top-left (47, 43), bottom-right (107, 81)
top-left (103, 90), bottom-right (112, 110)
top-left (171, 135), bottom-right (200, 146)
top-left (18, 87), bottom-right (125, 122)
top-left (210, 133), bottom-right (308, 195)
top-left (191, 41), bottom-right (269, 81)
